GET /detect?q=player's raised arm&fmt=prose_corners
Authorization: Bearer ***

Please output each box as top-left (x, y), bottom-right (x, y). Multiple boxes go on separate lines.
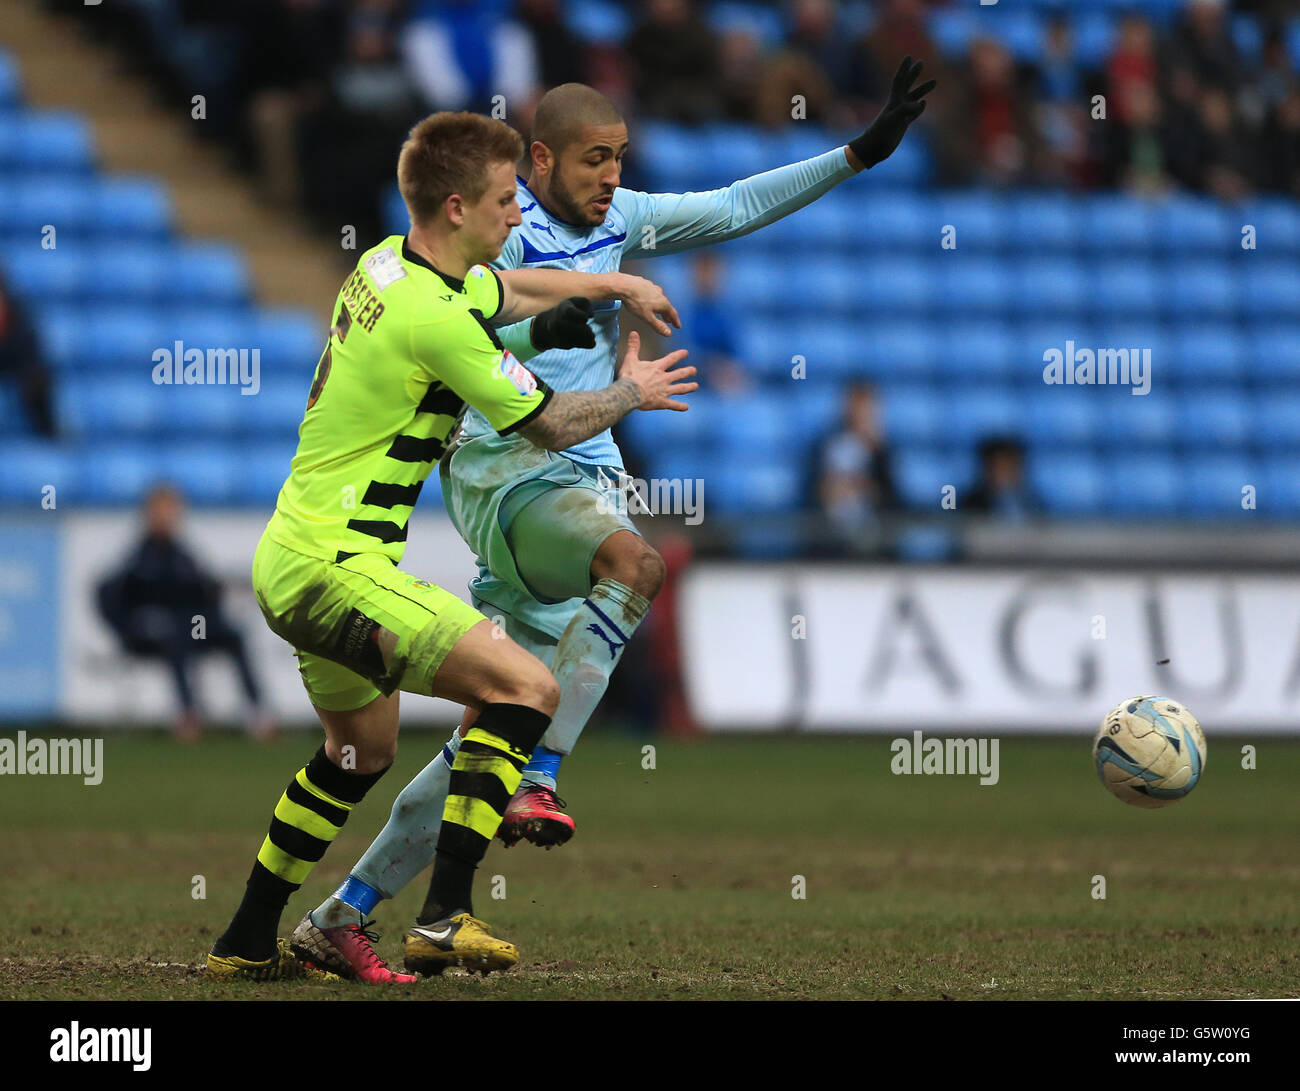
top-left (496, 268), bottom-right (680, 336)
top-left (619, 55), bottom-right (936, 260)
top-left (518, 331), bottom-right (695, 452)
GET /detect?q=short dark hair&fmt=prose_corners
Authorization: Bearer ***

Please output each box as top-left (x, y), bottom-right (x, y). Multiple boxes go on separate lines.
top-left (398, 112), bottom-right (524, 227)
top-left (532, 83), bottom-right (624, 154)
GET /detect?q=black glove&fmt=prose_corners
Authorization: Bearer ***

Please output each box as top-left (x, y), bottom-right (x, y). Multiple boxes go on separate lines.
top-left (531, 297), bottom-right (596, 351)
top-left (849, 56), bottom-right (937, 170)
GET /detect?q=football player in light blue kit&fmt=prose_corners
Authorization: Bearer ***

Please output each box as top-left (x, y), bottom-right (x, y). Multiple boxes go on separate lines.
top-left (312, 63), bottom-right (936, 945)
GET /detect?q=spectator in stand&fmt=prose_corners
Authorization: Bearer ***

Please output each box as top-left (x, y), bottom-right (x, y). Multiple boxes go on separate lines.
top-left (0, 272), bottom-right (55, 438)
top-left (516, 0), bottom-right (588, 90)
top-left (241, 0), bottom-right (344, 208)
top-left (964, 437), bottom-right (1040, 519)
top-left (625, 0), bottom-right (722, 123)
top-left (1108, 14), bottom-right (1159, 126)
top-left (944, 37), bottom-right (1037, 186)
top-left (1034, 15), bottom-right (1093, 186)
top-left (1198, 85), bottom-right (1257, 200)
top-left (1164, 0), bottom-right (1242, 91)
top-left (813, 383), bottom-right (899, 557)
top-left (679, 253), bottom-right (749, 394)
top-left (96, 484), bottom-right (275, 743)
top-left (402, 0), bottom-right (539, 114)
top-left (754, 0), bottom-right (862, 129)
top-left (299, 1), bottom-right (420, 240)
top-left (1262, 84), bottom-right (1300, 196)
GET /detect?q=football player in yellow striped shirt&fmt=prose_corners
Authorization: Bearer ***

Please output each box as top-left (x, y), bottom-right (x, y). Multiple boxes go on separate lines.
top-left (206, 112), bottom-right (695, 983)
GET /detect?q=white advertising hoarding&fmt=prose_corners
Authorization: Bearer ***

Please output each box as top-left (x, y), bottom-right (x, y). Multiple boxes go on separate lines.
top-left (679, 566), bottom-right (1300, 733)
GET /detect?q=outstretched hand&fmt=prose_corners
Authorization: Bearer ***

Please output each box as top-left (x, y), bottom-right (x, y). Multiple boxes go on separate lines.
top-left (848, 56), bottom-right (937, 170)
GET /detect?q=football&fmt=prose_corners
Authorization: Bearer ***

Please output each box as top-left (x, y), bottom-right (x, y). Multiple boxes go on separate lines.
top-left (1093, 696), bottom-right (1207, 808)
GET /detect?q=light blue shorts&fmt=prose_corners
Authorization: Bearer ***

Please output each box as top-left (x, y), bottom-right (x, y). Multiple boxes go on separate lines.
top-left (440, 430), bottom-right (640, 640)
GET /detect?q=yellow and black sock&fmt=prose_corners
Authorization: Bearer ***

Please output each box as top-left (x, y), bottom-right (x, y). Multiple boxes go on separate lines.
top-left (417, 703), bottom-right (549, 924)
top-left (215, 746), bottom-right (389, 961)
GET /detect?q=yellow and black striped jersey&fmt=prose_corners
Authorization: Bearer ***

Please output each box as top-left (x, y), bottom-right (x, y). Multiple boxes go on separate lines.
top-left (265, 235), bottom-right (552, 564)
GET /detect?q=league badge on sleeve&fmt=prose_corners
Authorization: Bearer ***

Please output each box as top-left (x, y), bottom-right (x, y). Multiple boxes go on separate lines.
top-left (498, 351), bottom-right (538, 396)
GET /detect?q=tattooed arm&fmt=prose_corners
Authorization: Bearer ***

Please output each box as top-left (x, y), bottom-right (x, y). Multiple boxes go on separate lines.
top-left (519, 332), bottom-right (697, 452)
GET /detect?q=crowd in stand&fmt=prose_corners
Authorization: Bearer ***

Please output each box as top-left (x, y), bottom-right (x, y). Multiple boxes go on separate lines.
top-left (51, 0), bottom-right (1300, 241)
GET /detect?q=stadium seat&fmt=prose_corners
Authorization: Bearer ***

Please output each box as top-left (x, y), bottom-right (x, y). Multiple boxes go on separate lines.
top-left (858, 257), bottom-right (934, 313)
top-left (939, 388), bottom-right (1023, 447)
top-left (936, 258), bottom-right (1015, 317)
top-left (933, 193), bottom-right (1010, 252)
top-left (1102, 387), bottom-right (1180, 451)
top-left (1249, 327), bottom-right (1300, 383)
top-left (1164, 261), bottom-right (1238, 320)
top-left (1251, 389), bottom-right (1300, 451)
top-left (1089, 261), bottom-right (1161, 317)
top-left (858, 193), bottom-right (933, 251)
top-left (1239, 260), bottom-right (1300, 319)
top-left (0, 112), bottom-right (94, 173)
top-left (1020, 387), bottom-right (1105, 448)
top-left (0, 50), bottom-right (20, 110)
top-left (247, 310), bottom-right (321, 373)
top-left (162, 442), bottom-right (241, 504)
top-left (859, 323), bottom-right (939, 379)
top-left (1182, 454), bottom-right (1258, 517)
top-left (1029, 453), bottom-right (1106, 516)
top-left (1260, 456), bottom-right (1300, 519)
top-left (1105, 453), bottom-right (1185, 515)
top-left (1012, 258), bottom-right (1089, 316)
top-left (1008, 194), bottom-right (1080, 251)
top-left (1170, 325), bottom-right (1246, 385)
top-left (1157, 197), bottom-right (1233, 253)
top-left (1177, 391), bottom-right (1252, 450)
top-left (933, 322), bottom-right (1017, 381)
top-left (0, 440), bottom-right (77, 504)
top-left (713, 395), bottom-right (786, 457)
top-left (172, 242), bottom-right (250, 306)
top-left (1080, 196), bottom-right (1157, 253)
top-left (91, 177), bottom-right (173, 240)
top-left (882, 385), bottom-right (947, 446)
top-left (1241, 198), bottom-right (1300, 254)
top-left (80, 440), bottom-right (171, 504)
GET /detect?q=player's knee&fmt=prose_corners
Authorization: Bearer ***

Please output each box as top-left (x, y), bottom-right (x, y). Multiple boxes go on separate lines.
top-left (479, 656), bottom-right (560, 717)
top-left (594, 538), bottom-right (665, 599)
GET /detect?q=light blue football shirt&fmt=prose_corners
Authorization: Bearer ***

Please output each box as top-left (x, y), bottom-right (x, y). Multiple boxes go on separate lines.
top-left (459, 147), bottom-right (858, 467)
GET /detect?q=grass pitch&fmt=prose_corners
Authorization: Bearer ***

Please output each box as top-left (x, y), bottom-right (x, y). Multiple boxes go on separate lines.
top-left (1, 730), bottom-right (1297, 1001)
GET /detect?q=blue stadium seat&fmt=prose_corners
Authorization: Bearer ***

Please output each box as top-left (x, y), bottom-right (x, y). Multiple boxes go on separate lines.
top-left (1177, 391), bottom-right (1251, 449)
top-left (1103, 388), bottom-right (1179, 450)
top-left (0, 50), bottom-right (20, 109)
top-left (934, 322), bottom-right (1017, 381)
top-left (0, 440), bottom-right (77, 503)
top-left (1242, 198), bottom-right (1300, 253)
top-left (0, 176), bottom-right (94, 238)
top-left (736, 316), bottom-right (810, 378)
top-left (859, 323), bottom-right (939, 378)
top-left (1105, 453), bottom-right (1185, 514)
top-left (1029, 453), bottom-right (1106, 516)
top-left (859, 193), bottom-right (933, 251)
top-left (882, 385), bottom-right (946, 446)
top-left (1183, 454), bottom-right (1258, 517)
top-left (707, 2), bottom-right (785, 47)
top-left (172, 242), bottom-right (249, 306)
top-left (1013, 258), bottom-right (1088, 316)
top-left (384, 183), bottom-right (408, 236)
top-left (1260, 456), bottom-right (1300, 519)
top-left (858, 257), bottom-right (934, 313)
top-left (80, 440), bottom-right (171, 503)
top-left (563, 0), bottom-right (633, 45)
top-left (238, 378), bottom-right (307, 435)
top-left (1249, 326), bottom-right (1300, 382)
top-left (57, 374), bottom-right (167, 437)
top-left (1021, 387), bottom-right (1104, 447)
top-left (0, 112), bottom-right (94, 173)
top-left (91, 177), bottom-right (172, 239)
top-left (1251, 389), bottom-right (1300, 450)
top-left (248, 310), bottom-right (321, 373)
top-left (936, 258), bottom-right (1015, 316)
top-left (1071, 11), bottom-right (1118, 68)
top-left (2, 245), bottom-right (90, 301)
top-left (1239, 260), bottom-right (1300, 320)
top-left (713, 395), bottom-right (786, 457)
top-left (162, 442), bottom-right (240, 503)
top-left (239, 443), bottom-right (297, 505)
top-left (1171, 324), bottom-right (1246, 385)
top-left (85, 305), bottom-right (170, 371)
top-left (1157, 197), bottom-right (1233, 253)
top-left (858, 137), bottom-right (930, 187)
top-left (1090, 261), bottom-right (1161, 317)
top-left (1008, 194), bottom-right (1080, 251)
top-left (933, 194), bottom-right (1010, 252)
top-left (1165, 261), bottom-right (1238, 319)
top-left (892, 447), bottom-right (961, 509)
top-left (942, 389), bottom-right (1024, 448)
top-left (1080, 196), bottom-right (1157, 253)
top-left (88, 243), bottom-right (172, 302)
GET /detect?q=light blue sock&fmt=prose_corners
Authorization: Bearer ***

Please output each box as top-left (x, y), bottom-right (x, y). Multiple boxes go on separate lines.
top-left (310, 730), bottom-right (461, 926)
top-left (537, 579), bottom-right (651, 761)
